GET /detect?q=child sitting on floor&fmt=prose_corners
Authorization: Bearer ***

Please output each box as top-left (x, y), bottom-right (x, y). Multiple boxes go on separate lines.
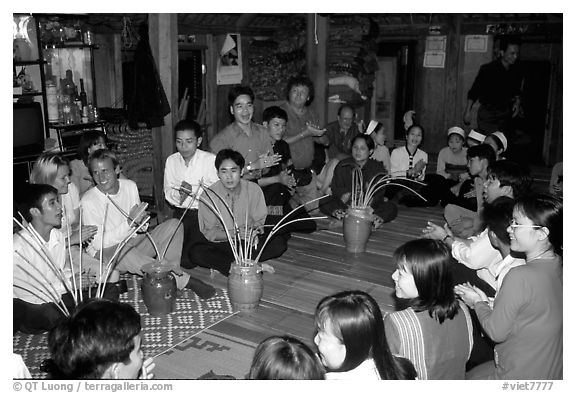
top-left (47, 298), bottom-right (155, 379)
top-left (314, 290), bottom-right (417, 380)
top-left (444, 144), bottom-right (496, 237)
top-left (249, 335), bottom-right (325, 379)
top-left (319, 134), bottom-right (397, 229)
top-left (436, 126), bottom-right (469, 190)
top-left (385, 239), bottom-right (473, 379)
top-left (257, 106), bottom-right (297, 213)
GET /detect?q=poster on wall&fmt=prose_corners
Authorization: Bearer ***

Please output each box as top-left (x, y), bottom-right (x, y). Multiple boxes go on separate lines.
top-left (423, 51), bottom-right (445, 68)
top-left (464, 35), bottom-right (489, 52)
top-left (217, 33), bottom-right (242, 85)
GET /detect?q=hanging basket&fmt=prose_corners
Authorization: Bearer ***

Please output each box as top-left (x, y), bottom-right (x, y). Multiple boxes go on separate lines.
top-left (343, 207), bottom-right (373, 253)
top-left (227, 262), bottom-right (263, 313)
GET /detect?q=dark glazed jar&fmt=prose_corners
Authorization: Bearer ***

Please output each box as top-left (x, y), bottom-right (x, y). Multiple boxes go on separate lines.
top-left (141, 262), bottom-right (177, 316)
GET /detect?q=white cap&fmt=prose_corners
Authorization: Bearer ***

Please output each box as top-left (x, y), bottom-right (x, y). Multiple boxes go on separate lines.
top-left (447, 126), bottom-right (466, 139)
top-left (365, 120), bottom-right (380, 135)
top-left (467, 129), bottom-right (486, 143)
top-left (490, 131), bottom-right (508, 152)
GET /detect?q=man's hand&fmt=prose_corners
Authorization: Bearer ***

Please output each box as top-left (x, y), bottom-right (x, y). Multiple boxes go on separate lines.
top-left (128, 203), bottom-right (149, 227)
top-left (279, 170), bottom-right (296, 189)
top-left (257, 153), bottom-right (282, 169)
top-left (179, 181), bottom-right (193, 204)
top-left (422, 221), bottom-right (448, 240)
top-left (454, 283), bottom-right (489, 308)
top-left (463, 108), bottom-right (472, 125)
top-left (333, 209), bottom-right (346, 220)
top-left (306, 122), bottom-right (327, 137)
top-left (67, 225), bottom-right (98, 246)
top-left (372, 215), bottom-right (384, 229)
top-left (140, 357), bottom-right (156, 379)
top-left (340, 192), bottom-right (351, 204)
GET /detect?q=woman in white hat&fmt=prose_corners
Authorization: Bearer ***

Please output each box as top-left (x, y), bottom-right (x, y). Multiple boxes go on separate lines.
top-left (437, 127), bottom-right (469, 185)
top-left (484, 131), bottom-right (507, 160)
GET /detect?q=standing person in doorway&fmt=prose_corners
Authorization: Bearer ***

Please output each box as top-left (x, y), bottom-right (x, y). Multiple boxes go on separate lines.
top-left (463, 37), bottom-right (524, 134)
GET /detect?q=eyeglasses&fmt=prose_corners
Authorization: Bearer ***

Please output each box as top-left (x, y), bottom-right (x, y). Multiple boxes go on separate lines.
top-left (509, 219), bottom-right (542, 229)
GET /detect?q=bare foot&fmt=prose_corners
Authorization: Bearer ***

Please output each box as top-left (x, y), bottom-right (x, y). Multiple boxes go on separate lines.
top-left (260, 263), bottom-right (276, 274)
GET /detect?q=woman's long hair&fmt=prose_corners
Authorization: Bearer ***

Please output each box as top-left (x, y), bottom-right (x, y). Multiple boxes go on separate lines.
top-left (393, 239), bottom-right (459, 323)
top-left (249, 335), bottom-right (325, 380)
top-left (315, 290), bottom-right (413, 379)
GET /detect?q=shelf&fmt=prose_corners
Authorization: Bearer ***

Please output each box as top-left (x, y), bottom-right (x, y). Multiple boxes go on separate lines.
top-left (48, 121), bottom-right (106, 131)
top-left (43, 43), bottom-right (98, 49)
top-left (14, 60), bottom-right (47, 66)
top-left (14, 92), bottom-right (44, 98)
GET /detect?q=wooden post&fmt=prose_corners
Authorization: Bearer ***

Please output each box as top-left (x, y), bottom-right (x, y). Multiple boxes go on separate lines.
top-left (444, 14), bottom-right (462, 131)
top-left (205, 33), bottom-right (218, 146)
top-left (148, 13), bottom-right (178, 215)
top-left (306, 14), bottom-right (329, 126)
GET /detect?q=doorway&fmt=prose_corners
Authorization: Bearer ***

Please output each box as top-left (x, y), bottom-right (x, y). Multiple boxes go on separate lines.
top-left (178, 49), bottom-right (205, 122)
top-left (373, 41), bottom-right (417, 143)
top-left (506, 60), bottom-right (551, 166)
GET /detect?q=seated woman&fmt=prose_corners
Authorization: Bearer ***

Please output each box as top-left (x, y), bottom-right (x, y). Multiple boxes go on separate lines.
top-left (190, 149), bottom-right (288, 276)
top-left (456, 193), bottom-right (562, 380)
top-left (29, 152), bottom-right (102, 285)
top-left (384, 239), bottom-right (473, 379)
top-left (249, 335), bottom-right (325, 380)
top-left (319, 134), bottom-right (398, 229)
top-left (387, 124), bottom-right (449, 207)
top-left (47, 299), bottom-right (155, 379)
top-left (314, 290), bottom-right (416, 380)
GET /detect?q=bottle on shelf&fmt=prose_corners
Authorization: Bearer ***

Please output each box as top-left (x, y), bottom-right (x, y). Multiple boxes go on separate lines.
top-left (79, 78), bottom-right (88, 108)
top-left (62, 95), bottom-right (73, 125)
top-left (46, 79), bottom-right (60, 122)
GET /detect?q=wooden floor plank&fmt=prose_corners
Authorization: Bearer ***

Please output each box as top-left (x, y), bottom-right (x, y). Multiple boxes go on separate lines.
top-left (177, 204), bottom-right (446, 371)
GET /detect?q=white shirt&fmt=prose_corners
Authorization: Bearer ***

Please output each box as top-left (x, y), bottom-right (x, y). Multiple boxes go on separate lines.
top-left (12, 354), bottom-right (31, 378)
top-left (452, 228), bottom-right (502, 282)
top-left (60, 182), bottom-right (80, 235)
top-left (482, 254), bottom-right (525, 305)
top-left (81, 179), bottom-right (141, 254)
top-left (371, 145), bottom-right (391, 174)
top-left (326, 358), bottom-right (381, 380)
top-left (163, 149), bottom-right (219, 209)
top-left (390, 146), bottom-right (427, 180)
top-left (13, 226), bottom-right (68, 304)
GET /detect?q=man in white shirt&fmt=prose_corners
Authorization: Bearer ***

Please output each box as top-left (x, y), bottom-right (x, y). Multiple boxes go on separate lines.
top-left (13, 184), bottom-right (70, 333)
top-left (82, 149), bottom-right (215, 299)
top-left (164, 120), bottom-right (219, 271)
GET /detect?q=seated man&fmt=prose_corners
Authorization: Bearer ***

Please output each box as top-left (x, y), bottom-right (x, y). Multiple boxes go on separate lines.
top-left (425, 160), bottom-right (532, 294)
top-left (191, 149), bottom-right (288, 276)
top-left (444, 144), bottom-right (496, 237)
top-left (81, 149), bottom-right (215, 299)
top-left (47, 299), bottom-right (154, 379)
top-left (163, 119), bottom-right (219, 270)
top-left (13, 184), bottom-right (71, 333)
